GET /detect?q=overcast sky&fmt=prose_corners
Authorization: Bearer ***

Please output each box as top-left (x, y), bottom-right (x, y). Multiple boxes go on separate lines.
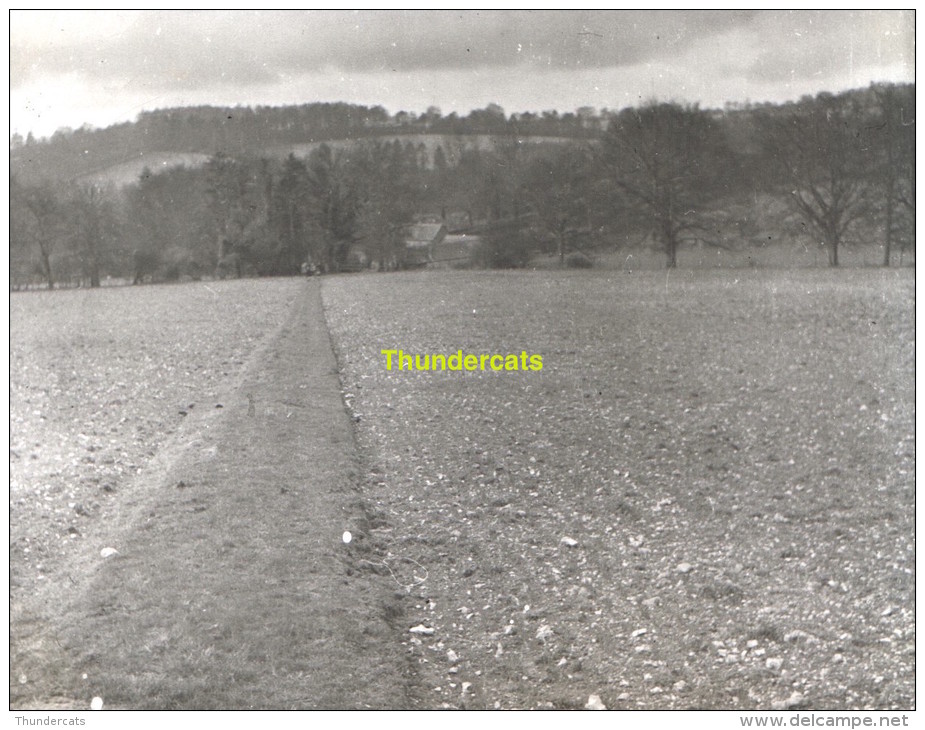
top-left (10, 9), bottom-right (915, 139)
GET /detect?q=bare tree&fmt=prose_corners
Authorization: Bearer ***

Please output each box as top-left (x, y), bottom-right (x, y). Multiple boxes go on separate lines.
top-left (491, 131), bottom-right (529, 221)
top-left (270, 154), bottom-right (313, 274)
top-left (524, 144), bottom-right (593, 266)
top-left (70, 182), bottom-right (119, 288)
top-left (10, 179), bottom-right (65, 289)
top-left (761, 93), bottom-right (873, 267)
top-left (871, 84), bottom-right (915, 265)
top-left (601, 103), bottom-right (731, 268)
top-left (205, 152), bottom-right (263, 276)
top-left (305, 144), bottom-right (359, 272)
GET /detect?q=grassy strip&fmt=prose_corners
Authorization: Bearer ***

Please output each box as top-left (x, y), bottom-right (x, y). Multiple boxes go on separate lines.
top-left (19, 280), bottom-right (411, 710)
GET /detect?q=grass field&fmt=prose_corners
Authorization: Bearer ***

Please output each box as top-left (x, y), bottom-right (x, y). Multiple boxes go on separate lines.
top-left (9, 267), bottom-right (914, 710)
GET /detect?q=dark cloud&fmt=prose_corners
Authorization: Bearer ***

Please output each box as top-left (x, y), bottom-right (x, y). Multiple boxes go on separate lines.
top-left (269, 10), bottom-right (760, 72)
top-left (12, 10), bottom-right (762, 90)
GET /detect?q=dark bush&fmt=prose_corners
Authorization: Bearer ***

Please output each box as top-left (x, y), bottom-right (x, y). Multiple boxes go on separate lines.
top-left (565, 252), bottom-right (593, 268)
top-left (471, 227), bottom-right (536, 269)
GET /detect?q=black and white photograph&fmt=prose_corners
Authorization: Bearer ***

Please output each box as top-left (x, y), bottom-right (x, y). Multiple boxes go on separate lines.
top-left (9, 9), bottom-right (915, 720)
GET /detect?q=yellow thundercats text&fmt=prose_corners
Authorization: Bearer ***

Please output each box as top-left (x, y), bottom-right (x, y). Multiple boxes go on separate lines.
top-left (381, 349), bottom-right (543, 372)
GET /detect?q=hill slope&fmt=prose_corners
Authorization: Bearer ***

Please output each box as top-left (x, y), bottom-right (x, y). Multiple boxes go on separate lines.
top-left (10, 100), bottom-right (599, 187)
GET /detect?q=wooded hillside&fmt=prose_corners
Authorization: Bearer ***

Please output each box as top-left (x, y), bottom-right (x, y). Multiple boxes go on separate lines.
top-left (10, 84), bottom-right (915, 288)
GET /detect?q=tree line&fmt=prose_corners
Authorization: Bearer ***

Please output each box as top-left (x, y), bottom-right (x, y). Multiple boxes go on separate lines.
top-left (10, 83), bottom-right (914, 289)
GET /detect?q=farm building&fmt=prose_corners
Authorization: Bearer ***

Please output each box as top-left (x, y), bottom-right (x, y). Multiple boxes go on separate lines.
top-left (403, 222), bottom-right (447, 267)
top-left (430, 234), bottom-right (482, 268)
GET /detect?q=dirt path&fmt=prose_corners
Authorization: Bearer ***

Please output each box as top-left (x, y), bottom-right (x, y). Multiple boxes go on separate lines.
top-left (12, 280), bottom-right (413, 710)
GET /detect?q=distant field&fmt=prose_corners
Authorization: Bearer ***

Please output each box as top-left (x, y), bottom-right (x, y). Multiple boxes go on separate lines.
top-left (323, 267), bottom-right (914, 709)
top-left (76, 151), bottom-right (212, 187)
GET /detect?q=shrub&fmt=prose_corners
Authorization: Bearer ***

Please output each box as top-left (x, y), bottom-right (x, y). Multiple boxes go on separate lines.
top-left (565, 252), bottom-right (593, 268)
top-left (471, 228), bottom-right (536, 269)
